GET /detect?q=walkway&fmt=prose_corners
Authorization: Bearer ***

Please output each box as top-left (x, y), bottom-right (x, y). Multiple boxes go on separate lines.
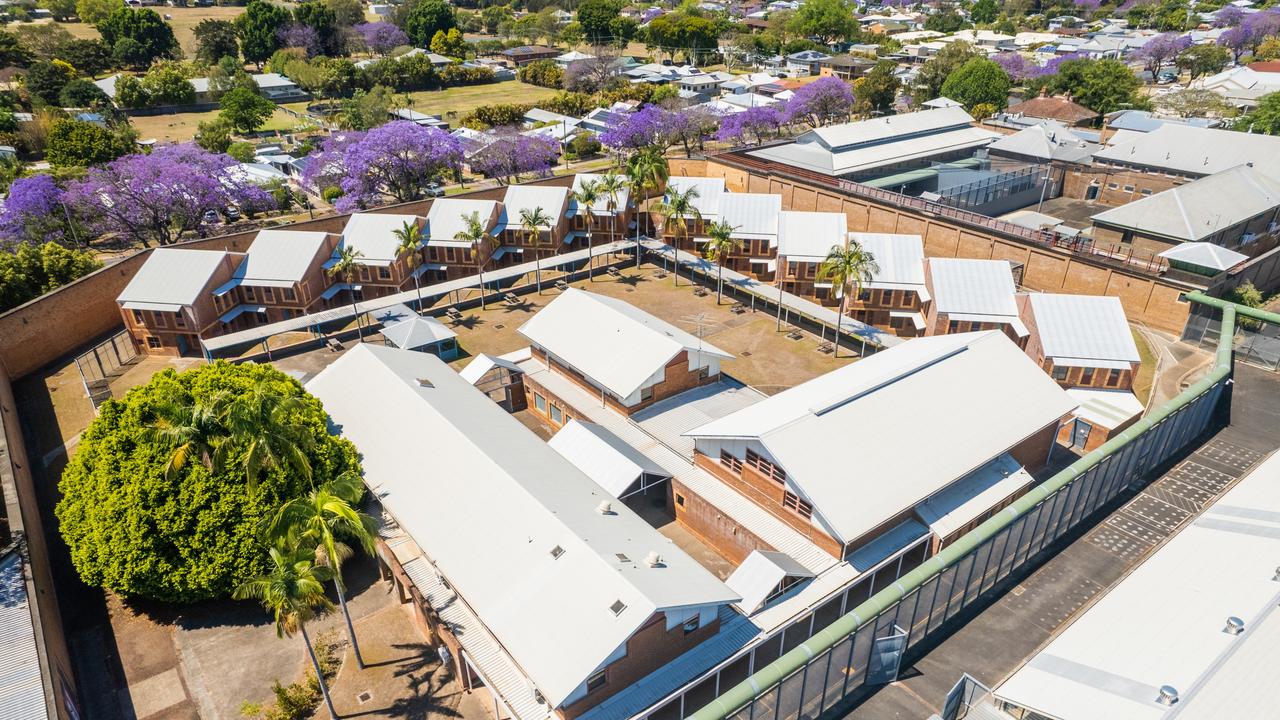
top-left (845, 364), bottom-right (1280, 719)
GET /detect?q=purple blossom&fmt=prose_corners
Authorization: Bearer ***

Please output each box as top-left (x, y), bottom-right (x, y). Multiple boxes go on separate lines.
top-left (1213, 6), bottom-right (1246, 28)
top-left (641, 8), bottom-right (663, 22)
top-left (1133, 33), bottom-right (1192, 74)
top-left (716, 105), bottom-right (784, 145)
top-left (304, 121), bottom-right (463, 212)
top-left (357, 21), bottom-right (409, 55)
top-left (278, 23), bottom-right (320, 57)
top-left (468, 129), bottom-right (559, 183)
top-left (784, 76), bottom-right (854, 126)
top-left (994, 53), bottom-right (1036, 82)
top-left (66, 144), bottom-right (275, 247)
top-left (0, 175), bottom-right (69, 247)
top-left (600, 105), bottom-right (672, 152)
top-left (1039, 52), bottom-right (1085, 77)
top-left (1073, 0), bottom-right (1102, 10)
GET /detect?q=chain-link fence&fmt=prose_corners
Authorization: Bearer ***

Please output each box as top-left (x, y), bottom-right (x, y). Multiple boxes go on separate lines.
top-left (1183, 304), bottom-right (1280, 372)
top-left (74, 330), bottom-right (139, 407)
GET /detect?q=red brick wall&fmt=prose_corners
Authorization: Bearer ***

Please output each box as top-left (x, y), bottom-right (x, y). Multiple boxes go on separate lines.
top-left (671, 479), bottom-right (774, 565)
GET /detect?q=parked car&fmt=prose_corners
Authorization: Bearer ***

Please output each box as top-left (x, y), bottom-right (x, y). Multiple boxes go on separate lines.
top-left (202, 209), bottom-right (220, 224)
top-left (1157, 72), bottom-right (1177, 84)
top-left (425, 182), bottom-right (446, 198)
top-left (223, 206), bottom-right (241, 221)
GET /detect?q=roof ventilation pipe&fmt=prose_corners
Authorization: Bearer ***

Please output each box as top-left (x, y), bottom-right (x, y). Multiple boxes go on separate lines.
top-left (645, 551), bottom-right (664, 567)
top-left (1224, 616), bottom-right (1245, 635)
top-left (597, 500), bottom-right (613, 515)
top-left (1157, 686), bottom-right (1179, 706)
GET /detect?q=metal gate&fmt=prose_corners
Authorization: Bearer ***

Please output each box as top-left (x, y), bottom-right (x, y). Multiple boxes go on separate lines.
top-left (865, 626), bottom-right (908, 686)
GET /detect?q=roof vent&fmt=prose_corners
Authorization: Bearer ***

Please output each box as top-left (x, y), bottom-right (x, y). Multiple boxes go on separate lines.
top-left (417, 378), bottom-right (434, 388)
top-left (550, 545), bottom-right (564, 559)
top-left (1272, 565), bottom-right (1280, 581)
top-left (1157, 686), bottom-right (1179, 706)
top-left (645, 551), bottom-right (664, 567)
top-left (1224, 616), bottom-right (1245, 635)
top-left (610, 599), bottom-right (627, 616)
top-left (597, 500), bottom-right (613, 515)
top-left (615, 553), bottom-right (630, 562)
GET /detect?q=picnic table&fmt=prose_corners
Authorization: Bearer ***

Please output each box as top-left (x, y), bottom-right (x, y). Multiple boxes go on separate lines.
top-left (326, 337), bottom-right (344, 352)
top-left (693, 287), bottom-right (708, 297)
top-left (503, 293), bottom-right (521, 306)
top-left (555, 280), bottom-right (570, 291)
top-left (817, 341), bottom-right (834, 354)
top-left (730, 302), bottom-right (746, 315)
top-left (445, 308), bottom-right (463, 322)
top-left (787, 328), bottom-right (804, 341)
top-left (607, 266), bottom-right (621, 278)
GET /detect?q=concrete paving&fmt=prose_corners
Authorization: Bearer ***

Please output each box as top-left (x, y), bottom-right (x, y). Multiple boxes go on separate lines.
top-left (844, 363), bottom-right (1280, 719)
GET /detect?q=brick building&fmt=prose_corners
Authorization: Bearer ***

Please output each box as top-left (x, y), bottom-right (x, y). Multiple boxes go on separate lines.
top-left (494, 184), bottom-right (572, 264)
top-left (117, 248), bottom-right (241, 356)
top-left (328, 213), bottom-right (428, 302)
top-left (424, 198), bottom-right (503, 282)
top-left (517, 289), bottom-right (733, 426)
top-left (847, 232), bottom-right (930, 336)
top-left (923, 258), bottom-right (1028, 344)
top-left (213, 230), bottom-right (338, 333)
top-left (568, 173), bottom-right (633, 247)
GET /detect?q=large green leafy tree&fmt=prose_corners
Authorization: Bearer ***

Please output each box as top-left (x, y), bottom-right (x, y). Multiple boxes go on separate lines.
top-left (789, 0), bottom-right (859, 45)
top-left (76, 0), bottom-right (123, 26)
top-left (219, 86), bottom-right (275, 133)
top-left (915, 40), bottom-right (979, 102)
top-left (853, 59), bottom-right (899, 116)
top-left (1045, 58), bottom-right (1144, 115)
top-left (401, 0), bottom-right (456, 48)
top-left (46, 118), bottom-right (130, 167)
top-left (970, 0), bottom-right (999, 24)
top-left (97, 8), bottom-right (178, 69)
top-left (0, 30), bottom-right (33, 68)
top-left (57, 362), bottom-right (361, 604)
top-left (293, 0), bottom-right (342, 56)
top-left (24, 59), bottom-right (77, 106)
top-left (578, 0), bottom-right (622, 45)
top-left (236, 0), bottom-right (289, 66)
top-left (193, 18), bottom-right (240, 64)
top-left (1235, 92), bottom-right (1280, 135)
top-left (0, 242), bottom-right (101, 312)
top-left (940, 56), bottom-right (1011, 111)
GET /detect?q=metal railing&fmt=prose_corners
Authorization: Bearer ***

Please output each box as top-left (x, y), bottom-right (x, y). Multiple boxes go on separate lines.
top-left (73, 330), bottom-right (140, 407)
top-left (680, 294), bottom-right (1258, 720)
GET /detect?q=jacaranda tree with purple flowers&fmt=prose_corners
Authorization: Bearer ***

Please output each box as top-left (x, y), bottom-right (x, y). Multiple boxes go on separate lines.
top-left (357, 21), bottom-right (409, 55)
top-left (716, 105), bottom-right (785, 146)
top-left (784, 75), bottom-right (855, 127)
top-left (1213, 6), bottom-right (1246, 28)
top-left (66, 144), bottom-right (276, 247)
top-left (304, 121), bottom-right (463, 212)
top-left (600, 104), bottom-right (673, 153)
top-left (1133, 32), bottom-right (1191, 77)
top-left (0, 174), bottom-right (75, 248)
top-left (468, 128), bottom-right (560, 184)
top-left (667, 106), bottom-right (722, 158)
top-left (278, 23), bottom-right (320, 57)
top-left (993, 53), bottom-right (1036, 83)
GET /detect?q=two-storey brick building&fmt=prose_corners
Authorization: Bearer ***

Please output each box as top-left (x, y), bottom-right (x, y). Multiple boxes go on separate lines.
top-left (117, 248), bottom-right (242, 356)
top-left (213, 230), bottom-right (339, 333)
top-left (922, 257), bottom-right (1028, 344)
top-left (423, 198), bottom-right (503, 282)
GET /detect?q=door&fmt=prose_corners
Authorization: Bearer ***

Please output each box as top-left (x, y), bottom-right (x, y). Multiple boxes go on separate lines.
top-left (176, 334), bottom-right (189, 356)
top-left (1086, 183), bottom-right (1099, 201)
top-left (865, 625), bottom-right (908, 685)
top-left (1071, 419), bottom-right (1092, 450)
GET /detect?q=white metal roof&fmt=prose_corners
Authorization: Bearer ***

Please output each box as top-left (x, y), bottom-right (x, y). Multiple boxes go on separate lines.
top-left (380, 314), bottom-right (456, 350)
top-left (0, 553), bottom-right (45, 719)
top-left (716, 193), bottom-right (781, 241)
top-left (458, 353), bottom-right (523, 385)
top-left (1090, 164), bottom-right (1280, 242)
top-left (339, 213), bottom-right (422, 263)
top-left (803, 107), bottom-right (978, 151)
top-left (1093, 123), bottom-right (1280, 177)
top-left (548, 419), bottom-right (669, 497)
top-left (517, 289), bottom-right (733, 400)
top-left (686, 332), bottom-right (1076, 543)
top-left (237, 230), bottom-right (330, 284)
top-left (1157, 242), bottom-right (1249, 271)
top-left (665, 177), bottom-right (725, 219)
top-left (497, 185), bottom-right (570, 232)
top-left (1027, 293), bottom-right (1140, 366)
top-left (569, 173), bottom-right (631, 216)
top-left (726, 550), bottom-right (816, 615)
top-left (117, 248), bottom-right (230, 308)
top-left (927, 258), bottom-right (1019, 317)
top-left (1066, 387), bottom-right (1145, 430)
top-left (426, 198), bottom-right (499, 243)
top-left (915, 453), bottom-right (1033, 538)
top-left (994, 451), bottom-right (1280, 720)
top-left (306, 345), bottom-right (738, 709)
top-left (774, 211), bottom-right (847, 258)
top-left (851, 233), bottom-right (928, 296)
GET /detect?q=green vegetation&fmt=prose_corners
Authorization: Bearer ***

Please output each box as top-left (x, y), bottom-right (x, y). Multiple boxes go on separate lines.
top-left (0, 242), bottom-right (100, 312)
top-left (941, 56), bottom-right (1011, 111)
top-left (56, 362), bottom-right (361, 603)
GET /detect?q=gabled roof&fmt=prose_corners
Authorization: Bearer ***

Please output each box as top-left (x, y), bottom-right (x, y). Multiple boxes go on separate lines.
top-left (339, 213), bottom-right (422, 264)
top-left (458, 353), bottom-right (523, 385)
top-left (988, 123), bottom-right (1097, 162)
top-left (517, 289), bottom-right (732, 400)
top-left (927, 258), bottom-right (1019, 317)
top-left (1157, 242), bottom-right (1249, 271)
top-left (1006, 93), bottom-right (1097, 123)
top-left (1026, 294), bottom-right (1140, 366)
top-left (426, 198), bottom-right (500, 243)
top-left (0, 553), bottom-right (44, 715)
top-left (665, 176), bottom-right (724, 219)
top-left (686, 332), bottom-right (1076, 543)
top-left (851, 233), bottom-right (927, 291)
top-left (548, 419), bottom-right (669, 497)
top-left (775, 211), bottom-right (848, 259)
top-left (379, 314), bottom-right (457, 350)
top-left (306, 345), bottom-right (738, 710)
top-left (117, 248), bottom-right (230, 311)
top-left (726, 550), bottom-right (814, 615)
top-left (717, 193), bottom-right (782, 240)
top-left (1093, 124), bottom-right (1280, 176)
top-left (497, 185), bottom-right (570, 232)
top-left (1090, 164), bottom-right (1280, 242)
top-left (237, 230), bottom-right (331, 284)
top-left (569, 173), bottom-right (631, 216)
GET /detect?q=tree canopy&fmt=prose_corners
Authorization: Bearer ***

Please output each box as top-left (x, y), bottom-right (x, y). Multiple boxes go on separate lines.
top-left (401, 0), bottom-right (457, 48)
top-left (97, 8), bottom-right (178, 69)
top-left (1235, 92), bottom-right (1280, 135)
top-left (940, 57), bottom-right (1011, 111)
top-left (0, 241), bottom-right (100, 312)
top-left (578, 0), bottom-right (622, 45)
top-left (219, 86), bottom-right (275, 133)
top-left (194, 18), bottom-right (240, 64)
top-left (790, 0), bottom-right (859, 45)
top-left (57, 362), bottom-right (361, 603)
top-left (236, 0), bottom-right (289, 65)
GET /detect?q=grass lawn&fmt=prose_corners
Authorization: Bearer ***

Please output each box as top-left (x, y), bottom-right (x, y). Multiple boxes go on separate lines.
top-left (129, 107), bottom-right (314, 144)
top-left (1131, 326), bottom-right (1157, 405)
top-left (399, 80), bottom-right (562, 120)
top-left (20, 6), bottom-right (248, 56)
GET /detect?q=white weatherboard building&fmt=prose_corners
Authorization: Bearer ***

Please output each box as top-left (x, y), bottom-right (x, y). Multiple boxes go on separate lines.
top-left (306, 345), bottom-right (739, 720)
top-left (994, 451), bottom-right (1280, 720)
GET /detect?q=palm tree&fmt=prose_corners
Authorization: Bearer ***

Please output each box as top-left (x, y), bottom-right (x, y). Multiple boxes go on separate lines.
top-left (596, 172), bottom-right (628, 268)
top-left (655, 185), bottom-right (702, 250)
top-left (235, 545), bottom-right (338, 719)
top-left (326, 245), bottom-right (366, 343)
top-left (817, 239), bottom-right (880, 359)
top-left (455, 211), bottom-right (492, 309)
top-left (221, 380), bottom-right (316, 488)
top-left (268, 473), bottom-right (377, 670)
top-left (143, 391), bottom-right (232, 481)
top-left (570, 181), bottom-right (600, 281)
top-left (703, 220), bottom-right (742, 305)
top-left (627, 149), bottom-right (669, 262)
top-left (393, 220), bottom-right (424, 312)
top-left (518, 205), bottom-right (553, 282)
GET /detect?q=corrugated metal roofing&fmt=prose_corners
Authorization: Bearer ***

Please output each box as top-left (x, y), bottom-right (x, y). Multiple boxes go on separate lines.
top-left (0, 552), bottom-right (47, 720)
top-left (726, 550), bottom-right (815, 615)
top-left (927, 257), bottom-right (1019, 317)
top-left (1027, 293), bottom-right (1140, 365)
top-left (1093, 123), bottom-right (1280, 177)
top-left (1090, 164), bottom-right (1280, 242)
top-left (548, 420), bottom-right (668, 497)
top-left (497, 186), bottom-right (570, 232)
top-left (1157, 242), bottom-right (1249, 271)
top-left (339, 213), bottom-right (422, 263)
top-left (426, 199), bottom-right (499, 243)
top-left (664, 177), bottom-right (725, 219)
top-left (570, 174), bottom-right (631, 216)
top-left (116, 248), bottom-right (230, 308)
top-left (774, 211), bottom-right (846, 257)
top-left (716, 193), bottom-right (781, 240)
top-left (852, 233), bottom-right (927, 289)
top-left (239, 230), bottom-right (330, 283)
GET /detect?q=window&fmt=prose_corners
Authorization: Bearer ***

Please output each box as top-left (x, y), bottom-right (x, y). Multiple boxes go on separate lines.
top-left (745, 448), bottom-right (785, 484)
top-left (783, 490), bottom-right (813, 519)
top-left (153, 312), bottom-right (166, 328)
top-left (948, 319), bottom-right (960, 333)
top-left (132, 309), bottom-right (144, 324)
top-left (1107, 182), bottom-right (1119, 190)
top-left (378, 267), bottom-right (391, 280)
top-left (683, 616), bottom-right (700, 635)
top-left (1052, 365), bottom-right (1069, 381)
top-left (640, 384), bottom-right (654, 402)
top-left (858, 288), bottom-right (871, 302)
top-left (587, 669), bottom-right (607, 693)
top-left (263, 288), bottom-right (274, 303)
top-left (675, 492), bottom-right (685, 507)
top-left (146, 336), bottom-right (161, 349)
top-left (534, 392), bottom-right (546, 412)
top-left (880, 290), bottom-right (894, 306)
top-left (698, 366), bottom-right (710, 380)
top-left (1140, 189), bottom-right (1153, 196)
top-left (1106, 369), bottom-right (1123, 387)
top-left (1122, 184), bottom-right (1135, 193)
top-left (283, 287), bottom-right (296, 302)
top-left (1080, 368), bottom-right (1095, 385)
top-left (550, 404), bottom-right (563, 424)
top-left (720, 449), bottom-right (743, 474)
top-left (244, 287), bottom-right (256, 301)
top-left (174, 312), bottom-right (186, 328)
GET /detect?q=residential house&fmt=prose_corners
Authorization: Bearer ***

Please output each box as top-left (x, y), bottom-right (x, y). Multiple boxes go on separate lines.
top-left (1004, 90), bottom-right (1098, 127)
top-left (1018, 293), bottom-right (1143, 451)
top-left (923, 258), bottom-right (1028, 344)
top-left (117, 248), bottom-right (241, 356)
top-left (494, 184), bottom-right (572, 262)
top-left (424, 198), bottom-right (502, 282)
top-left (784, 50), bottom-right (831, 76)
top-left (213, 230), bottom-right (338, 334)
top-left (683, 331), bottom-right (1078, 558)
top-left (517, 289), bottom-right (733, 423)
top-left (500, 45), bottom-right (561, 66)
top-left (816, 55), bottom-right (877, 81)
top-left (1088, 164), bottom-right (1280, 255)
top-left (326, 213), bottom-right (427, 302)
top-left (305, 344), bottom-right (739, 720)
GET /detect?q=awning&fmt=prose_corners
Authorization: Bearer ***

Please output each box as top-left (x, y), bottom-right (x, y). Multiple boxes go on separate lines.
top-left (121, 301), bottom-right (183, 313)
top-left (240, 279), bottom-right (295, 289)
top-left (915, 453), bottom-right (1033, 539)
top-left (1050, 357), bottom-right (1134, 370)
top-left (726, 550), bottom-right (815, 615)
top-left (814, 282), bottom-right (833, 289)
top-left (425, 240), bottom-right (473, 249)
top-left (949, 312), bottom-right (1030, 338)
top-left (425, 263), bottom-right (448, 270)
top-left (563, 231), bottom-right (587, 245)
top-left (491, 246), bottom-right (525, 260)
top-left (865, 281), bottom-right (930, 303)
top-left (219, 305), bottom-right (267, 324)
top-left (212, 279), bottom-right (241, 297)
top-left (890, 310), bottom-right (926, 331)
top-left (1067, 388), bottom-right (1144, 430)
top-left (319, 283), bottom-right (361, 300)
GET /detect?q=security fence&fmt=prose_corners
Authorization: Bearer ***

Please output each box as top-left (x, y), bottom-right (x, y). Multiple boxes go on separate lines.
top-left (73, 330), bottom-right (140, 407)
top-left (678, 294), bottom-right (1253, 720)
top-left (1184, 301), bottom-right (1280, 372)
